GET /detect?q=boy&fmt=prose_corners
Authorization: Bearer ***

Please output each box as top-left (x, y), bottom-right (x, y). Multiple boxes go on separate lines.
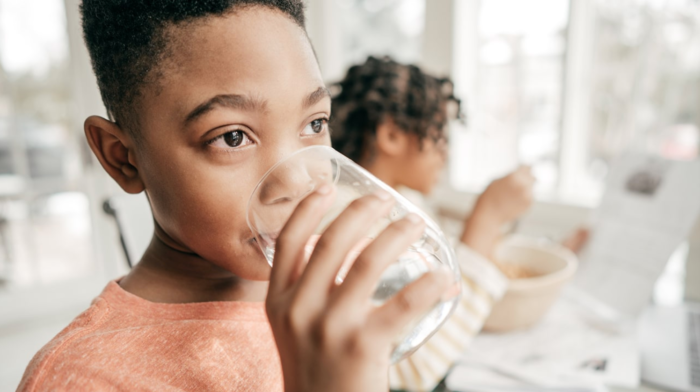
top-left (18, 2), bottom-right (450, 391)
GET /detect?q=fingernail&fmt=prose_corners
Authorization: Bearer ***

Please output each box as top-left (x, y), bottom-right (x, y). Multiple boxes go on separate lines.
top-left (374, 189), bottom-right (392, 201)
top-left (406, 213), bottom-right (423, 225)
top-left (317, 184), bottom-right (332, 195)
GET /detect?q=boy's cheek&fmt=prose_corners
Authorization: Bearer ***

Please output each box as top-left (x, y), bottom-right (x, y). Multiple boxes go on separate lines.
top-left (156, 192), bottom-right (270, 278)
top-left (143, 147), bottom-right (253, 221)
top-left (173, 180), bottom-right (294, 279)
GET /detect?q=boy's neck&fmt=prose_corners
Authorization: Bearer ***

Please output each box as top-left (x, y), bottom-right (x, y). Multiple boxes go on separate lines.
top-left (119, 233), bottom-right (268, 304)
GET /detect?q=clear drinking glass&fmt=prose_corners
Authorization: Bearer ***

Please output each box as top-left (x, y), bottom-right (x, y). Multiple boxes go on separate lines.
top-left (247, 145), bottom-right (461, 363)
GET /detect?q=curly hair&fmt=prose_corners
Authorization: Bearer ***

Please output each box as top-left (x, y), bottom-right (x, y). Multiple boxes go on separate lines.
top-left (330, 56), bottom-right (462, 164)
top-left (80, 0), bottom-right (306, 136)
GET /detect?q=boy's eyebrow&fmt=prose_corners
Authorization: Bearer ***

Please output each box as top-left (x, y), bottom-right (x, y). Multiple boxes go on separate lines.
top-left (303, 86), bottom-right (331, 109)
top-left (185, 87), bottom-right (330, 124)
top-left (184, 94), bottom-right (267, 124)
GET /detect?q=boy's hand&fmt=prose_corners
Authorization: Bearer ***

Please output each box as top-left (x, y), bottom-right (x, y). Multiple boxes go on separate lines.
top-left (266, 187), bottom-right (451, 392)
top-left (460, 166), bottom-right (535, 259)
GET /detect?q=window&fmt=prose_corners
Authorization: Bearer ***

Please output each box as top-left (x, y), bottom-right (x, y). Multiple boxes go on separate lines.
top-left (335, 0), bottom-right (426, 68)
top-left (451, 0), bottom-right (570, 196)
top-left (582, 0), bottom-right (700, 191)
top-left (0, 0), bottom-right (94, 287)
top-left (306, 0), bottom-right (425, 81)
top-left (452, 0), bottom-right (700, 204)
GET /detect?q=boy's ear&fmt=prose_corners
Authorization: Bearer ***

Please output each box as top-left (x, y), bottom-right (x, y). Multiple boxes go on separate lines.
top-left (84, 116), bottom-right (145, 194)
top-left (375, 117), bottom-right (409, 157)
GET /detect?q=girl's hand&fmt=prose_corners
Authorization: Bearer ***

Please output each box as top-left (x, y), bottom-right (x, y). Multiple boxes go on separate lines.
top-left (461, 166), bottom-right (535, 259)
top-left (266, 187), bottom-right (450, 392)
top-left (562, 227), bottom-right (590, 254)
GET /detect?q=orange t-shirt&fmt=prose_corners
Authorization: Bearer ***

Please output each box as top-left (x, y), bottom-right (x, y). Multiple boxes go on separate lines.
top-left (17, 280), bottom-right (283, 392)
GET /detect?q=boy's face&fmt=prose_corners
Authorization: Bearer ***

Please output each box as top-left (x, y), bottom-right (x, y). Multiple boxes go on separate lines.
top-left (130, 8), bottom-right (330, 280)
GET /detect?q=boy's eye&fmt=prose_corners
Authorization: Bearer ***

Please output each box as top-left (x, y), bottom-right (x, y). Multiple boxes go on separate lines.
top-left (208, 130), bottom-right (253, 149)
top-left (302, 118), bottom-right (328, 135)
top-left (223, 131), bottom-right (244, 147)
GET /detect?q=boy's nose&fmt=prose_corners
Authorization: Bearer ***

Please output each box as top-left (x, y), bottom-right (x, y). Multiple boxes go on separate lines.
top-left (258, 158), bottom-right (316, 205)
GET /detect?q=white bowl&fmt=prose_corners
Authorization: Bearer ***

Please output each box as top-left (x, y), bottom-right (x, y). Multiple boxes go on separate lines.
top-left (483, 235), bottom-right (578, 332)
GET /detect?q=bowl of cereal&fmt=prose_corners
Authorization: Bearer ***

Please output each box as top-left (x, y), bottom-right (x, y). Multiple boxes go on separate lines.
top-left (483, 235), bottom-right (578, 332)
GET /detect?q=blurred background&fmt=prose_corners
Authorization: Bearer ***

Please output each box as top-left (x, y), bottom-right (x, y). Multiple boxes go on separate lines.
top-left (0, 0), bottom-right (699, 390)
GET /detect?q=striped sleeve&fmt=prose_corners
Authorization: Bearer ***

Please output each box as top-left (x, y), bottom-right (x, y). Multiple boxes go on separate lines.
top-left (389, 243), bottom-right (508, 392)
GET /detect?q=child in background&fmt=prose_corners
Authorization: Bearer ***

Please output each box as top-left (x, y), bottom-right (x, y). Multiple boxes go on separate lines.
top-left (331, 56), bottom-right (545, 391)
top-left (18, 3), bottom-right (452, 392)
top-left (331, 57), bottom-right (538, 261)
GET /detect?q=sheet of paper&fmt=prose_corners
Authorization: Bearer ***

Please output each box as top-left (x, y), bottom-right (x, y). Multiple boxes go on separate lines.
top-left (445, 153), bottom-right (698, 392)
top-left (574, 153), bottom-right (700, 316)
top-left (446, 292), bottom-right (640, 392)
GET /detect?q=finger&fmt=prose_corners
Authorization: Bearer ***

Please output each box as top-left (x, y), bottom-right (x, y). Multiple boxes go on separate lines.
top-left (269, 185), bottom-right (335, 295)
top-left (524, 172), bottom-right (536, 185)
top-left (296, 192), bottom-right (394, 300)
top-left (517, 165), bottom-right (532, 174)
top-left (330, 213), bottom-right (425, 308)
top-left (368, 268), bottom-right (452, 338)
top-left (514, 165), bottom-right (535, 182)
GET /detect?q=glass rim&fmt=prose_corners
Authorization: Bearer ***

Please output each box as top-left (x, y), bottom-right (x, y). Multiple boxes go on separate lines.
top-left (244, 145), bottom-right (449, 264)
top-left (246, 145), bottom-right (344, 236)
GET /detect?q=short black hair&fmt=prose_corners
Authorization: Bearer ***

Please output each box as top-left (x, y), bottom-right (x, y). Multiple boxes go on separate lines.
top-left (80, 0), bottom-right (306, 136)
top-left (330, 56), bottom-right (462, 164)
